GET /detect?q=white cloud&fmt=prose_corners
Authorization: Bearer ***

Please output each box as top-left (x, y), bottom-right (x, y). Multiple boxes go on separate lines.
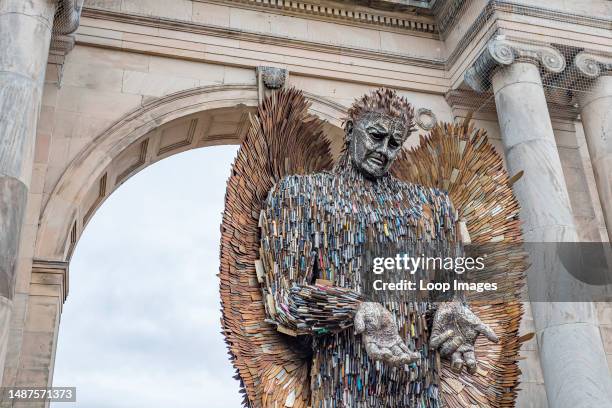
top-left (52, 146), bottom-right (243, 408)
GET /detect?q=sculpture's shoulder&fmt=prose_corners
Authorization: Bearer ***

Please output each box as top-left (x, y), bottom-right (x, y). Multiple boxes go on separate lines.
top-left (388, 176), bottom-right (455, 215)
top-left (265, 171), bottom-right (336, 205)
top-left (389, 176), bottom-right (451, 201)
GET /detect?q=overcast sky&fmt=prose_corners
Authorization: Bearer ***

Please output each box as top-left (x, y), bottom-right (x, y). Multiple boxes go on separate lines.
top-left (52, 146), bottom-right (243, 407)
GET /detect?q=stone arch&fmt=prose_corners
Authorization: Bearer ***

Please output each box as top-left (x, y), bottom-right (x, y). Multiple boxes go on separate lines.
top-left (35, 84), bottom-right (347, 264)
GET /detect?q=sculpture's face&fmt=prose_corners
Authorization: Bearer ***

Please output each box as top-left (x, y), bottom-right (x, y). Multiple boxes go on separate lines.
top-left (347, 112), bottom-right (410, 179)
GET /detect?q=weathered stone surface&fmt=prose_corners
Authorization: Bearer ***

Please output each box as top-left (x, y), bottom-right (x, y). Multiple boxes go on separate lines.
top-left (578, 75), bottom-right (612, 241)
top-left (515, 383), bottom-right (549, 408)
top-left (0, 298), bottom-right (12, 386)
top-left (0, 6), bottom-right (54, 82)
top-left (539, 323), bottom-right (612, 406)
top-left (492, 61), bottom-right (612, 408)
top-left (0, 177), bottom-right (27, 299)
top-left (601, 325), bottom-right (612, 355)
top-left (493, 63), bottom-right (575, 237)
top-left (0, 78), bottom-right (42, 185)
top-left (0, 0), bottom-right (56, 391)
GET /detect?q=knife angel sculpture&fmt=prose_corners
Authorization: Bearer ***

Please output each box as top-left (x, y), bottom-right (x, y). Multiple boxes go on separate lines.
top-left (219, 87), bottom-right (527, 408)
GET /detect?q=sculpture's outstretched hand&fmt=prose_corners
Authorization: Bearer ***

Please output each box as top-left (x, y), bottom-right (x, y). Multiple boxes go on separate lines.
top-left (355, 302), bottom-right (420, 367)
top-left (429, 300), bottom-right (499, 374)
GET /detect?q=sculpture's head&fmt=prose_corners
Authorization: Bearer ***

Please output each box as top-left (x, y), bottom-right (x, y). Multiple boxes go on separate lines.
top-left (344, 89), bottom-right (416, 179)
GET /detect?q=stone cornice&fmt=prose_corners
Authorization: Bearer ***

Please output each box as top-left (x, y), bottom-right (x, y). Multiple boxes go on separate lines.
top-left (81, 3), bottom-right (608, 76)
top-left (204, 0), bottom-right (438, 35)
top-left (215, 0), bottom-right (612, 39)
top-left (80, 7), bottom-right (446, 69)
top-left (330, 0), bottom-right (434, 13)
top-left (464, 36), bottom-right (566, 92)
top-left (574, 52), bottom-right (612, 79)
top-left (78, 3), bottom-right (607, 105)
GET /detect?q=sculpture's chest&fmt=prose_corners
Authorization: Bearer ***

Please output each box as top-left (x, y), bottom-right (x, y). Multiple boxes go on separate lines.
top-left (296, 177), bottom-right (455, 287)
top-left (314, 181), bottom-right (447, 245)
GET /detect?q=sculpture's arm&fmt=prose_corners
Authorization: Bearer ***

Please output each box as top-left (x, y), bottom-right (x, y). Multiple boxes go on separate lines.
top-left (426, 190), bottom-right (499, 374)
top-left (258, 176), bottom-right (363, 336)
top-left (269, 283), bottom-right (362, 335)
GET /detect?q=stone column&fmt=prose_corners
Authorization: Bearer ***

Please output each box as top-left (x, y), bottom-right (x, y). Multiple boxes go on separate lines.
top-left (0, 0), bottom-right (58, 386)
top-left (574, 52), bottom-right (612, 241)
top-left (466, 36), bottom-right (612, 408)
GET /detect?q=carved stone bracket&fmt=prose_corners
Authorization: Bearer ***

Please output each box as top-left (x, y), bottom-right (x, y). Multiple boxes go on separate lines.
top-left (574, 52), bottom-right (612, 79)
top-left (257, 66), bottom-right (288, 89)
top-left (256, 66), bottom-right (289, 101)
top-left (31, 259), bottom-right (69, 306)
top-left (465, 36), bottom-right (566, 93)
top-left (49, 34), bottom-right (76, 65)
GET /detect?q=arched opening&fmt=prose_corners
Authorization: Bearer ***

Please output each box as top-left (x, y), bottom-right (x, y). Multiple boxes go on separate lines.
top-left (35, 85), bottom-right (346, 264)
top-left (30, 84), bottom-right (347, 404)
top-left (52, 146), bottom-right (243, 407)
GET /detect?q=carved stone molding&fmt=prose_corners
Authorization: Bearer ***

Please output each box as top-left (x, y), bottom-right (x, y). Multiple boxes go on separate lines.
top-left (257, 66), bottom-right (288, 89)
top-left (257, 66), bottom-right (289, 101)
top-left (49, 34), bottom-right (76, 61)
top-left (574, 52), bottom-right (612, 79)
top-left (82, 8), bottom-right (445, 72)
top-left (213, 0), bottom-right (437, 35)
top-left (465, 36), bottom-right (566, 93)
top-left (31, 259), bottom-right (69, 305)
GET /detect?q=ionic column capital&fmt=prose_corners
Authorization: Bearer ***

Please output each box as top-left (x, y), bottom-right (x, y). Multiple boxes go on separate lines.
top-left (465, 36), bottom-right (566, 92)
top-left (574, 52), bottom-right (612, 79)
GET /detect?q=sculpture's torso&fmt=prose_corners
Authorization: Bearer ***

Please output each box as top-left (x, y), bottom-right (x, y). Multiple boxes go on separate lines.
top-left (262, 166), bottom-right (458, 407)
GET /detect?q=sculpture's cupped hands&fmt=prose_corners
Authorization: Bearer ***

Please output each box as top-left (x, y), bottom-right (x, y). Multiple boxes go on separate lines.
top-left (354, 302), bottom-right (421, 367)
top-left (429, 300), bottom-right (499, 374)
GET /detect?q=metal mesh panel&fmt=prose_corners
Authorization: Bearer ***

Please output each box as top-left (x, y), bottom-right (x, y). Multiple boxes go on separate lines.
top-left (48, 0), bottom-right (84, 85)
top-left (435, 0), bottom-right (611, 116)
top-left (51, 0), bottom-right (84, 46)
